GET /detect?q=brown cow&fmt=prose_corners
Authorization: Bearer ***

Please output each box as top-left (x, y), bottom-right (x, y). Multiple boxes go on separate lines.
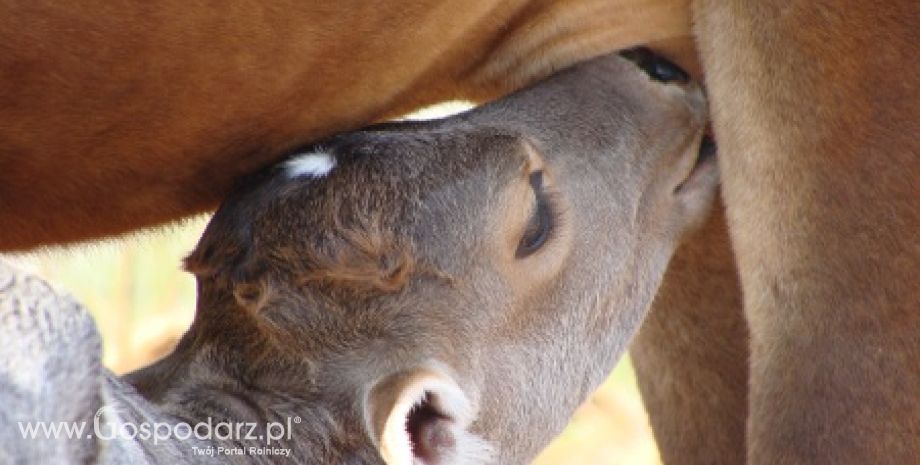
top-left (3, 2), bottom-right (920, 465)
top-left (0, 53), bottom-right (717, 465)
top-left (0, 0), bottom-right (697, 251)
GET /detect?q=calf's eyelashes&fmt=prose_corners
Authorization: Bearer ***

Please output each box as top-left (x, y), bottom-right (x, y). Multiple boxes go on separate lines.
top-left (515, 170), bottom-right (557, 258)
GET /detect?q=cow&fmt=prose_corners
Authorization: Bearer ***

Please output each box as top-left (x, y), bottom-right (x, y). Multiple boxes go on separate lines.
top-left (3, 2), bottom-right (919, 465)
top-left (0, 52), bottom-right (716, 464)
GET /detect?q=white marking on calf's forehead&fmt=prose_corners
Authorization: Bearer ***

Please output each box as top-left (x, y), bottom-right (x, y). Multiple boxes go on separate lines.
top-left (285, 150), bottom-right (336, 178)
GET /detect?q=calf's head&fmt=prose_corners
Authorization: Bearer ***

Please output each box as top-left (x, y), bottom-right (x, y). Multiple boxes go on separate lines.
top-left (170, 52), bottom-right (716, 465)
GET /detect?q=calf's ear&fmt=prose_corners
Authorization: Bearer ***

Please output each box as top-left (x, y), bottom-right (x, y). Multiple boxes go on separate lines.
top-left (365, 367), bottom-right (494, 465)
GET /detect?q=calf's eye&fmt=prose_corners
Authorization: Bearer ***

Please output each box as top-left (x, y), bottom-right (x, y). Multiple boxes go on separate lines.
top-left (619, 46), bottom-right (689, 84)
top-left (515, 170), bottom-right (556, 258)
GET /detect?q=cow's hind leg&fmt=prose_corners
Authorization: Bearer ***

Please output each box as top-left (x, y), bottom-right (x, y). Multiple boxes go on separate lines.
top-left (695, 1), bottom-right (920, 464)
top-left (631, 202), bottom-right (749, 465)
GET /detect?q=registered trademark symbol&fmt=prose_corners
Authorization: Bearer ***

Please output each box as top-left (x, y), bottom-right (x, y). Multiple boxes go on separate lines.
top-left (294, 417), bottom-right (301, 424)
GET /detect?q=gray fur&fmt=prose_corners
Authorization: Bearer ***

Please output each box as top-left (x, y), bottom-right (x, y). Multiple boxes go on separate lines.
top-left (0, 52), bottom-right (716, 465)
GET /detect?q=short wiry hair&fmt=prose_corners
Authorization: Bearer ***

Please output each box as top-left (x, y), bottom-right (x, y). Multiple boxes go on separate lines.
top-left (185, 140), bottom-right (424, 300)
top-left (186, 128), bottom-right (522, 302)
top-left (292, 211), bottom-right (416, 294)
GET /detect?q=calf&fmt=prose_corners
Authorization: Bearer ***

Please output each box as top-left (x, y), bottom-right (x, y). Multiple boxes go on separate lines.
top-left (0, 52), bottom-right (716, 465)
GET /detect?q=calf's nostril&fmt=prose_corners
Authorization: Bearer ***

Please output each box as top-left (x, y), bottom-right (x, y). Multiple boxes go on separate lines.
top-left (698, 134), bottom-right (717, 163)
top-left (673, 134), bottom-right (719, 195)
top-left (619, 46), bottom-right (690, 84)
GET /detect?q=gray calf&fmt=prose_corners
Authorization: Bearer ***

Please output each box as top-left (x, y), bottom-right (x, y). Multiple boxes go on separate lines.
top-left (0, 51), bottom-right (716, 465)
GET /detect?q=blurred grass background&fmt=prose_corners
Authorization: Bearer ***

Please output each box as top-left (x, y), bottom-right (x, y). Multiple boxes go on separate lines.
top-left (9, 221), bottom-right (661, 465)
top-left (6, 102), bottom-right (661, 465)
